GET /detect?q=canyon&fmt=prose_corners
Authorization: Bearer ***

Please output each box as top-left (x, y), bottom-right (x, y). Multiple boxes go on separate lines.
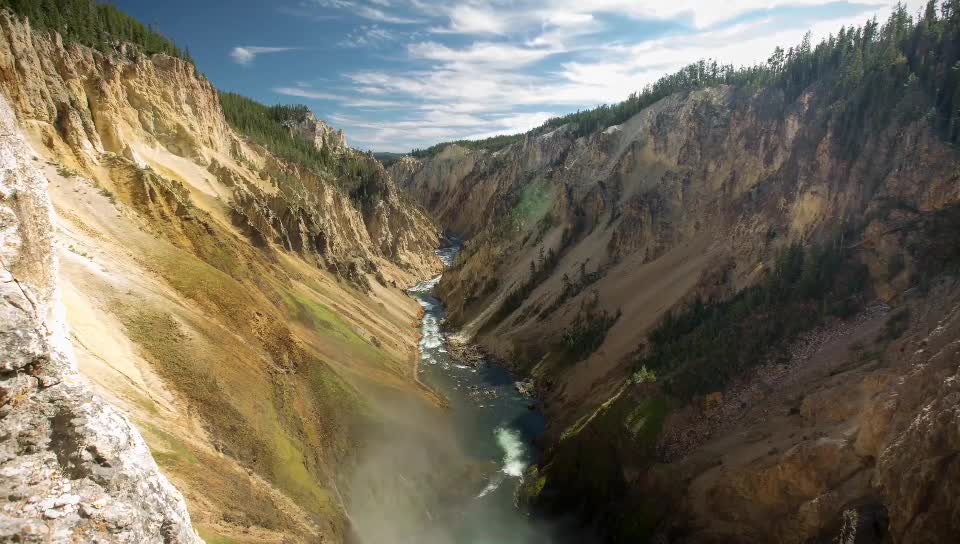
top-left (0, 9), bottom-right (455, 543)
top-left (2, 2), bottom-right (960, 544)
top-left (391, 68), bottom-right (960, 543)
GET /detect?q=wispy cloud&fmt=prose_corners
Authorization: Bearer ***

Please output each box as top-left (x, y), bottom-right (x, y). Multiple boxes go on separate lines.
top-left (274, 85), bottom-right (410, 108)
top-left (418, 0), bottom-right (887, 35)
top-left (340, 25), bottom-right (398, 48)
top-left (313, 0), bottom-right (423, 24)
top-left (409, 41), bottom-right (564, 68)
top-left (230, 46), bottom-right (299, 65)
top-left (267, 0), bottom-right (922, 151)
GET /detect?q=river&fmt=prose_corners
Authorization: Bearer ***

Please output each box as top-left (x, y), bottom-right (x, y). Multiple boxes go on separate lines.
top-left (405, 244), bottom-right (566, 543)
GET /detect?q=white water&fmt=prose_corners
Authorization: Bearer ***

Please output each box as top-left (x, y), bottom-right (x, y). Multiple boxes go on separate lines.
top-left (496, 426), bottom-right (529, 477)
top-left (477, 426), bottom-right (531, 498)
top-left (402, 243), bottom-right (587, 543)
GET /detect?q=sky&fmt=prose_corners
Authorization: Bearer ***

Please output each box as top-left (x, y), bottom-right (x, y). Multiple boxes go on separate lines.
top-left (111, 0), bottom-right (926, 152)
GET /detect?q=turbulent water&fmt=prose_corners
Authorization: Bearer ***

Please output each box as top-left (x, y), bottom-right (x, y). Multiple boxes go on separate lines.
top-left (407, 245), bottom-right (565, 543)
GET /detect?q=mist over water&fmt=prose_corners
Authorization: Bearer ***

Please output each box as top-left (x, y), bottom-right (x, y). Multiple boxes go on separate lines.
top-left (345, 243), bottom-right (602, 543)
top-left (348, 243), bottom-right (587, 544)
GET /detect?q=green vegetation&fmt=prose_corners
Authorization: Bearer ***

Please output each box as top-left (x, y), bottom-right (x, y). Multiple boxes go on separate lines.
top-left (640, 241), bottom-right (868, 399)
top-left (0, 0), bottom-right (190, 61)
top-left (55, 165), bottom-right (77, 178)
top-left (490, 244), bottom-right (559, 325)
top-left (410, 133), bottom-right (523, 158)
top-left (372, 151), bottom-right (404, 166)
top-left (413, 1), bottom-right (960, 154)
top-left (280, 286), bottom-right (394, 373)
top-left (220, 92), bottom-right (385, 201)
top-left (539, 391), bottom-right (668, 541)
top-left (544, 260), bottom-right (604, 318)
top-left (632, 366), bottom-right (657, 385)
top-left (195, 528), bottom-right (240, 544)
top-left (113, 303), bottom-right (268, 466)
top-left (623, 397), bottom-right (668, 448)
top-left (909, 202), bottom-right (960, 288)
top-left (560, 293), bottom-right (621, 361)
top-left (513, 179), bottom-right (555, 224)
top-left (219, 95), bottom-right (334, 175)
top-left (146, 424), bottom-right (200, 468)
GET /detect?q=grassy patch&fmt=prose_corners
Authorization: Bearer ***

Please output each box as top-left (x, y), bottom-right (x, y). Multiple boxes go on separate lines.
top-left (282, 288), bottom-right (354, 338)
top-left (56, 164), bottom-right (78, 178)
top-left (196, 527), bottom-right (241, 544)
top-left (144, 423), bottom-right (200, 468)
top-left (514, 179), bottom-right (555, 225)
top-left (641, 241), bottom-right (868, 399)
top-left (281, 287), bottom-right (393, 372)
top-left (185, 447), bottom-right (295, 531)
top-left (624, 397), bottom-right (668, 449)
top-left (152, 247), bottom-right (255, 327)
top-left (536, 390), bottom-right (669, 541)
top-left (267, 425), bottom-right (337, 517)
top-left (121, 304), bottom-right (346, 530)
top-left (96, 185), bottom-right (115, 203)
top-left (113, 303), bottom-right (267, 467)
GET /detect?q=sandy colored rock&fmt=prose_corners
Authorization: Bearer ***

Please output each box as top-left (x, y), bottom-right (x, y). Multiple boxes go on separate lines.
top-left (0, 94), bottom-right (200, 543)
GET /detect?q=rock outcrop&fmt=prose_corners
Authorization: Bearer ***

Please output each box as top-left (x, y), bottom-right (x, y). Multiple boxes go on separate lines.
top-left (0, 95), bottom-right (200, 543)
top-left (284, 111), bottom-right (348, 154)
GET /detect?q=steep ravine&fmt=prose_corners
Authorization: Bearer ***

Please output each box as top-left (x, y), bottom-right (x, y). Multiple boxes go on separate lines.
top-left (0, 10), bottom-right (475, 543)
top-left (393, 82), bottom-right (960, 541)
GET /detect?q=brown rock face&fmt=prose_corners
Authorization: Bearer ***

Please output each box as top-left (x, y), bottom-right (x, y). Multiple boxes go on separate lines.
top-left (395, 83), bottom-right (960, 541)
top-left (0, 10), bottom-right (445, 544)
top-left (0, 94), bottom-right (200, 544)
top-left (0, 10), bottom-right (439, 285)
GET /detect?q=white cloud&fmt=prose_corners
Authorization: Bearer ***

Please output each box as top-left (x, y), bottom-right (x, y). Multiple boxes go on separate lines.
top-left (331, 109), bottom-right (556, 151)
top-left (272, 86), bottom-right (344, 101)
top-left (230, 46), bottom-right (298, 65)
top-left (274, 86), bottom-right (410, 108)
top-left (313, 0), bottom-right (422, 24)
top-left (273, 0), bottom-right (925, 150)
top-left (341, 24), bottom-right (398, 48)
top-left (431, 4), bottom-right (511, 34)
top-left (357, 5), bottom-right (422, 23)
top-left (409, 41), bottom-right (563, 68)
top-left (418, 0), bottom-right (896, 36)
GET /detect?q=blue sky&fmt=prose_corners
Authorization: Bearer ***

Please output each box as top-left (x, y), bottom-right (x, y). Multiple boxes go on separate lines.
top-left (111, 0), bottom-right (923, 152)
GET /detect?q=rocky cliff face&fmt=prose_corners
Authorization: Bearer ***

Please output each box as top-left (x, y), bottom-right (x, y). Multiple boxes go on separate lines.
top-left (0, 94), bottom-right (200, 543)
top-left (284, 111), bottom-right (348, 154)
top-left (0, 11), bottom-right (438, 286)
top-left (0, 11), bottom-right (443, 543)
top-left (393, 83), bottom-right (960, 541)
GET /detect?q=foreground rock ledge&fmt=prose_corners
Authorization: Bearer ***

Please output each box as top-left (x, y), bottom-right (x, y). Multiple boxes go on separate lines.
top-left (0, 95), bottom-right (201, 543)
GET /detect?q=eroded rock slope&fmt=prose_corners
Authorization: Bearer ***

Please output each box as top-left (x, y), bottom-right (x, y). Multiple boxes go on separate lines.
top-left (0, 94), bottom-right (200, 543)
top-left (393, 82), bottom-right (960, 541)
top-left (0, 10), bottom-right (447, 544)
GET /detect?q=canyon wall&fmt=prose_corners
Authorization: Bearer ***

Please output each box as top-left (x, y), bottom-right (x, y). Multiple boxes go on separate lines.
top-left (393, 83), bottom-right (960, 541)
top-left (0, 11), bottom-right (446, 543)
top-left (0, 92), bottom-right (200, 544)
